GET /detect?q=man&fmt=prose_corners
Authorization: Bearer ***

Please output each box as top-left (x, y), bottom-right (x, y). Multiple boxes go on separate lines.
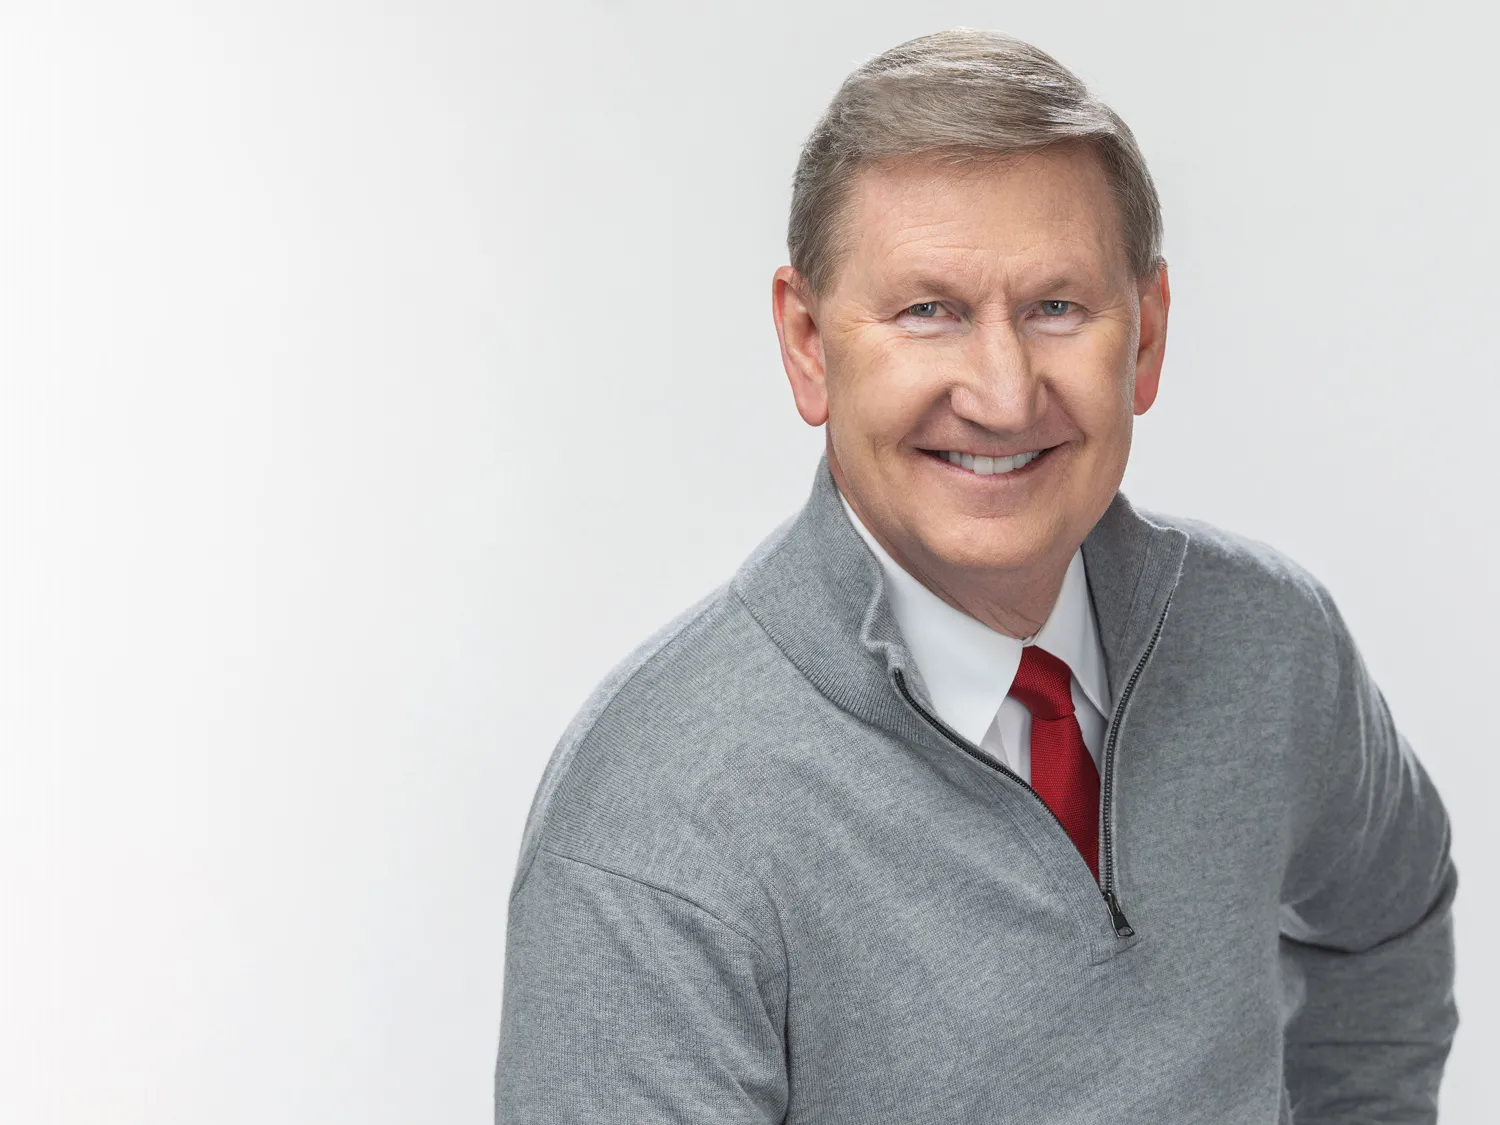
top-left (495, 28), bottom-right (1458, 1124)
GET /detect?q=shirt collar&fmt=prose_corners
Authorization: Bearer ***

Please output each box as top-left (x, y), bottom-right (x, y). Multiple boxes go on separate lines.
top-left (730, 452), bottom-right (1189, 760)
top-left (837, 490), bottom-right (1111, 747)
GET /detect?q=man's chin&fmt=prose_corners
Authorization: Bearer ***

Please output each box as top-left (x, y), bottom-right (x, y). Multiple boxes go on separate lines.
top-left (912, 517), bottom-right (1055, 575)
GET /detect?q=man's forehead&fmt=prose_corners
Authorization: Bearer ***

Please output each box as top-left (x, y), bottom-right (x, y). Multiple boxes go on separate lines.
top-left (876, 225), bottom-right (1111, 277)
top-left (837, 149), bottom-right (1129, 288)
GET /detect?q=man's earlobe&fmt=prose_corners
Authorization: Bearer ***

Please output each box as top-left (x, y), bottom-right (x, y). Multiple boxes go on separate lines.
top-left (772, 266), bottom-right (830, 427)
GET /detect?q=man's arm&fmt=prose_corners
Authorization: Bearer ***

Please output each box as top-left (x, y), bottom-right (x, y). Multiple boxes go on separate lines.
top-left (1279, 582), bottom-right (1459, 1123)
top-left (494, 846), bottom-right (789, 1124)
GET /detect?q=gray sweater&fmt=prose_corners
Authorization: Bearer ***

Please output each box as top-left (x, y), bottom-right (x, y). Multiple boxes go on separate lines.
top-left (495, 454), bottom-right (1458, 1123)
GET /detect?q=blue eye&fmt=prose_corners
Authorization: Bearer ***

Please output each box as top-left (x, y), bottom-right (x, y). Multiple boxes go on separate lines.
top-left (1040, 300), bottom-right (1074, 316)
top-left (907, 302), bottom-right (940, 317)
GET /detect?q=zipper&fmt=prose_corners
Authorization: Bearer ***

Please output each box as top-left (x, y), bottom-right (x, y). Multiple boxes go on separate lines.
top-left (890, 592), bottom-right (1173, 940)
top-left (1095, 591), bottom-right (1174, 933)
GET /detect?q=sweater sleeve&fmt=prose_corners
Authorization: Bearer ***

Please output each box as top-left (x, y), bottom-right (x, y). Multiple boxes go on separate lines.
top-left (1278, 583), bottom-right (1459, 1123)
top-left (494, 846), bottom-right (789, 1124)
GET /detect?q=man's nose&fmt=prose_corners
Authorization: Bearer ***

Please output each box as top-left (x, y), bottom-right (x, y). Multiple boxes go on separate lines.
top-left (949, 318), bottom-right (1044, 430)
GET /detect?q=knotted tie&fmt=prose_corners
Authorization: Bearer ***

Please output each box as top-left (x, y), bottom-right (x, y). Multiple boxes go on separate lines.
top-left (1007, 645), bottom-right (1101, 882)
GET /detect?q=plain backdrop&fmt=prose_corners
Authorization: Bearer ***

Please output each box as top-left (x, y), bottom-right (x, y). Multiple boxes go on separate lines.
top-left (2, 1), bottom-right (1495, 1121)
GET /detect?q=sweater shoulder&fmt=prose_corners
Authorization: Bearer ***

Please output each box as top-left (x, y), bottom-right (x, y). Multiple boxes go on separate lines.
top-left (1131, 505), bottom-right (1343, 675)
top-left (507, 575), bottom-right (816, 932)
top-left (1140, 505), bottom-right (1334, 611)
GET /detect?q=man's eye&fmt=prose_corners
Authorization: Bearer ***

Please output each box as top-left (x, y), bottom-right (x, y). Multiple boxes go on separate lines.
top-left (1039, 300), bottom-right (1074, 316)
top-left (906, 302), bottom-right (941, 317)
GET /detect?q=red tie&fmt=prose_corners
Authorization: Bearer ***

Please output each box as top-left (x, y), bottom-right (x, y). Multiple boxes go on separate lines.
top-left (1007, 645), bottom-right (1101, 882)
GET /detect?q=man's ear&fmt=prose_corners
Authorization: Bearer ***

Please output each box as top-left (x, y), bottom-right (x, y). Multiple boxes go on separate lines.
top-left (771, 266), bottom-right (830, 427)
top-left (1132, 260), bottom-right (1170, 416)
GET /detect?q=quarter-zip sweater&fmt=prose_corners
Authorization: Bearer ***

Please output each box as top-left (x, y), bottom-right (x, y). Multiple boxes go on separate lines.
top-left (495, 453), bottom-right (1459, 1124)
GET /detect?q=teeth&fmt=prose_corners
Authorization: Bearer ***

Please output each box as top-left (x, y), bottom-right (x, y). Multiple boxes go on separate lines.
top-left (939, 448), bottom-right (1043, 475)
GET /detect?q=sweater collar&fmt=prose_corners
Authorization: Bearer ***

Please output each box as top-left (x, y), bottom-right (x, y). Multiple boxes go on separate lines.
top-left (731, 452), bottom-right (1189, 748)
top-left (837, 489), bottom-right (1110, 746)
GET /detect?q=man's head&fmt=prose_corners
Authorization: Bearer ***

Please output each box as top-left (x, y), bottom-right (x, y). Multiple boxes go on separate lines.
top-left (772, 29), bottom-right (1170, 635)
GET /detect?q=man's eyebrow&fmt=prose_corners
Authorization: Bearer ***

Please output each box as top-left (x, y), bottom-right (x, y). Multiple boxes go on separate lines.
top-left (899, 274), bottom-right (967, 296)
top-left (1025, 269), bottom-right (1110, 294)
top-left (880, 271), bottom-right (980, 298)
top-left (883, 269), bottom-right (1106, 298)
top-left (1031, 274), bottom-right (1081, 292)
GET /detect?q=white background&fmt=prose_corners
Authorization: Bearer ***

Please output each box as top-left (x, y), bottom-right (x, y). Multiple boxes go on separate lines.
top-left (2, 1), bottom-right (1494, 1121)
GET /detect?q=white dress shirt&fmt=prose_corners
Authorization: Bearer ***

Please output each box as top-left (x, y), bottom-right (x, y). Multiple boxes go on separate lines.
top-left (838, 491), bottom-right (1112, 784)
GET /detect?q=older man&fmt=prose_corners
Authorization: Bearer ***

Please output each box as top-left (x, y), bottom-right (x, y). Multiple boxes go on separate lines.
top-left (495, 29), bottom-right (1457, 1124)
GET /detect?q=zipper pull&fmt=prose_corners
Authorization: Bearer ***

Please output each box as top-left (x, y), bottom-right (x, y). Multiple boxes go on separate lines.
top-left (1103, 889), bottom-right (1135, 938)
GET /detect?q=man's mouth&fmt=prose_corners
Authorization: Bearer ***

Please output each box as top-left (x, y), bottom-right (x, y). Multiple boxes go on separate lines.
top-left (921, 446), bottom-right (1053, 477)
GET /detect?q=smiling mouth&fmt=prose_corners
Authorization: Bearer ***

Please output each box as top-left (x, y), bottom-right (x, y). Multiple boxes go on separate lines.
top-left (921, 445), bottom-right (1056, 477)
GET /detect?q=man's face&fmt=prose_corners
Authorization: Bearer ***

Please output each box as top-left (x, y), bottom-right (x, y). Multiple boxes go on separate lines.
top-left (774, 144), bottom-right (1168, 588)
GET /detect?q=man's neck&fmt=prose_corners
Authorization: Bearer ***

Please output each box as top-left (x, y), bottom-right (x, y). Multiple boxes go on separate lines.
top-left (835, 482), bottom-right (1069, 640)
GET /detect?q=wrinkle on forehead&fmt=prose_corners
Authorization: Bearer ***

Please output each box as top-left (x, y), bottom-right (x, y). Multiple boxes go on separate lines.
top-left (830, 146), bottom-right (1132, 298)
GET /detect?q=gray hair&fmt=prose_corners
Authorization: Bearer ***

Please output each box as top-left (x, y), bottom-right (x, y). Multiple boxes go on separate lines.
top-left (788, 29), bottom-right (1164, 294)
